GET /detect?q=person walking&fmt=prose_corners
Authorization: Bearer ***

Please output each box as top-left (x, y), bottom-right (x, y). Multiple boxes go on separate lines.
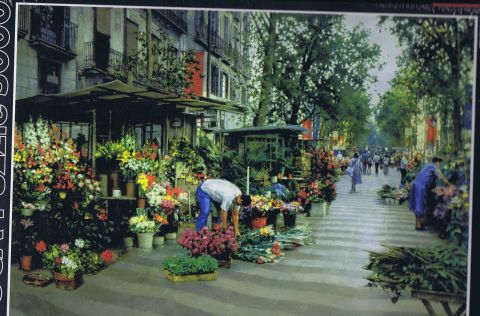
top-left (400, 154), bottom-right (408, 186)
top-left (373, 152), bottom-right (380, 175)
top-left (349, 153), bottom-right (362, 192)
top-left (196, 179), bottom-right (251, 236)
top-left (362, 152), bottom-right (368, 175)
top-left (367, 155), bottom-right (373, 175)
top-left (383, 155), bottom-right (390, 175)
top-left (408, 157), bottom-right (453, 230)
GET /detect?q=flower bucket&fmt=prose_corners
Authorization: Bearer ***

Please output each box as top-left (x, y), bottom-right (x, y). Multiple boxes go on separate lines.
top-left (283, 213), bottom-right (297, 228)
top-left (110, 170), bottom-right (120, 190)
top-left (165, 232), bottom-right (177, 241)
top-left (20, 255), bottom-right (33, 271)
top-left (137, 232), bottom-right (154, 250)
top-left (251, 217), bottom-right (267, 229)
top-left (153, 236), bottom-right (165, 247)
top-left (266, 210), bottom-right (278, 229)
top-left (137, 197), bottom-right (147, 209)
top-left (326, 202), bottom-right (332, 214)
top-left (214, 254), bottom-right (232, 269)
top-left (126, 180), bottom-right (136, 198)
top-left (53, 271), bottom-right (83, 290)
top-left (310, 202), bottom-right (325, 217)
top-left (123, 237), bottom-right (134, 248)
top-left (99, 174), bottom-right (109, 197)
top-left (21, 208), bottom-right (34, 217)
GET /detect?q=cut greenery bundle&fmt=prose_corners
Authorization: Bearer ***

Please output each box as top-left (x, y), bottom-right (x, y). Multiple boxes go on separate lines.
top-left (364, 245), bottom-right (467, 303)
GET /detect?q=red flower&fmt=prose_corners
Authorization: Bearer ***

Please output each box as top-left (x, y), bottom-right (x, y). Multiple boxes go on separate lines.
top-left (37, 184), bottom-right (46, 192)
top-left (213, 224), bottom-right (221, 232)
top-left (73, 201), bottom-right (79, 209)
top-left (35, 240), bottom-right (47, 253)
top-left (100, 249), bottom-right (113, 263)
top-left (55, 257), bottom-right (62, 265)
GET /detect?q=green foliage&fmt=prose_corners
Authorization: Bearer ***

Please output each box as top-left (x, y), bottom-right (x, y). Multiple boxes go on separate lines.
top-left (163, 255), bottom-right (218, 276)
top-left (197, 135), bottom-right (222, 177)
top-left (364, 245), bottom-right (468, 302)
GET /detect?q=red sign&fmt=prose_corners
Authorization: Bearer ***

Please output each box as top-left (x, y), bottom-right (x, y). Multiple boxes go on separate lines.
top-left (301, 119), bottom-right (313, 140)
top-left (427, 115), bottom-right (437, 144)
top-left (184, 51), bottom-right (204, 96)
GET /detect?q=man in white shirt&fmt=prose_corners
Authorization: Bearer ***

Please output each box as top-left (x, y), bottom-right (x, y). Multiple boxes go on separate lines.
top-left (196, 179), bottom-right (251, 236)
top-left (373, 152), bottom-right (380, 175)
top-left (400, 155), bottom-right (408, 186)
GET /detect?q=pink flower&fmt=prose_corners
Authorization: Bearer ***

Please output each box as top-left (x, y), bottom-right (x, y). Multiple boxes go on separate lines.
top-left (60, 243), bottom-right (69, 253)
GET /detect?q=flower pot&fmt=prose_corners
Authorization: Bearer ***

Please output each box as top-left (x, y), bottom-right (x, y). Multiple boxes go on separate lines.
top-left (21, 208), bottom-right (34, 217)
top-left (137, 197), bottom-right (147, 209)
top-left (123, 237), bottom-right (134, 248)
top-left (214, 254), bottom-right (232, 269)
top-left (53, 271), bottom-right (83, 290)
top-left (137, 232), bottom-right (154, 250)
top-left (283, 213), bottom-right (297, 228)
top-left (99, 174), bottom-right (109, 197)
top-left (310, 202), bottom-right (325, 217)
top-left (165, 232), bottom-right (177, 241)
top-left (251, 217), bottom-right (267, 229)
top-left (266, 210), bottom-right (278, 229)
top-left (110, 170), bottom-right (120, 190)
top-left (153, 236), bottom-right (165, 247)
top-left (20, 255), bottom-right (33, 271)
top-left (126, 180), bottom-right (136, 198)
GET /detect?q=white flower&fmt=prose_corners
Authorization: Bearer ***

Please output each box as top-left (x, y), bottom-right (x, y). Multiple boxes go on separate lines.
top-left (75, 239), bottom-right (85, 249)
top-left (77, 174), bottom-right (84, 180)
top-left (78, 181), bottom-right (85, 188)
top-left (88, 194), bottom-right (94, 200)
top-left (61, 257), bottom-right (78, 270)
top-left (85, 179), bottom-right (91, 184)
top-left (88, 184), bottom-right (94, 191)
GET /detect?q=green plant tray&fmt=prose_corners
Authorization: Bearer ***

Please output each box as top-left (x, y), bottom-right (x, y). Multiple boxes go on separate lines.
top-left (163, 270), bottom-right (217, 282)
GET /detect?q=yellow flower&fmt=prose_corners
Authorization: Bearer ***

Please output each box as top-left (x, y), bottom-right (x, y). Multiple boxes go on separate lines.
top-left (14, 152), bottom-right (21, 162)
top-left (118, 150), bottom-right (132, 165)
top-left (260, 227), bottom-right (269, 235)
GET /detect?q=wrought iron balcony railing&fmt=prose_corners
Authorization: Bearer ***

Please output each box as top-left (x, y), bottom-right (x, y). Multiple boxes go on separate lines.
top-left (30, 7), bottom-right (78, 53)
top-left (156, 9), bottom-right (187, 33)
top-left (194, 22), bottom-right (208, 46)
top-left (84, 41), bottom-right (126, 74)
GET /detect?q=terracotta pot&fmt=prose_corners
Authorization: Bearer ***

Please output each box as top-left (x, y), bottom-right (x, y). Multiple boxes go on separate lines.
top-left (110, 170), bottom-right (120, 190)
top-left (251, 217), bottom-right (267, 229)
top-left (126, 180), bottom-right (136, 198)
top-left (53, 271), bottom-right (83, 290)
top-left (20, 255), bottom-right (33, 271)
top-left (137, 197), bottom-right (147, 209)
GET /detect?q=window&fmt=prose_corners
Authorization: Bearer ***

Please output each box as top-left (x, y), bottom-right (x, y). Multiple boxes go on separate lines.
top-left (211, 64), bottom-right (219, 96)
top-left (221, 72), bottom-right (229, 99)
top-left (224, 16), bottom-right (229, 42)
top-left (195, 11), bottom-right (205, 26)
top-left (55, 122), bottom-right (91, 158)
top-left (209, 11), bottom-right (218, 36)
top-left (126, 19), bottom-right (138, 58)
top-left (233, 26), bottom-right (239, 53)
top-left (38, 59), bottom-right (61, 94)
top-left (134, 123), bottom-right (163, 149)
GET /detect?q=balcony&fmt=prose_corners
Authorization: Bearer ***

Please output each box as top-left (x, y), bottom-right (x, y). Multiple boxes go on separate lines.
top-left (84, 42), bottom-right (126, 76)
top-left (156, 9), bottom-right (187, 33)
top-left (211, 32), bottom-right (227, 57)
top-left (29, 7), bottom-right (78, 60)
top-left (17, 6), bottom-right (30, 38)
top-left (194, 22), bottom-right (208, 46)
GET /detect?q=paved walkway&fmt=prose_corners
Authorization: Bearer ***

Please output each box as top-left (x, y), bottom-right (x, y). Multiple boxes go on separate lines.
top-left (10, 170), bottom-right (449, 316)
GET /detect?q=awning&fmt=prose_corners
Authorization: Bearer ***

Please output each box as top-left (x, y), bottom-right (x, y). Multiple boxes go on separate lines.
top-left (215, 125), bottom-right (308, 134)
top-left (15, 80), bottom-right (240, 112)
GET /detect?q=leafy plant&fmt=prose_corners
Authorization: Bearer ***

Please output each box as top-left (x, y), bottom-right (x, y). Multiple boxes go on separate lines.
top-left (163, 255), bottom-right (218, 276)
top-left (364, 245), bottom-right (468, 303)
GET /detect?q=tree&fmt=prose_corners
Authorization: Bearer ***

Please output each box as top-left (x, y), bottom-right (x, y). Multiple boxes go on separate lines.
top-left (380, 17), bottom-right (474, 152)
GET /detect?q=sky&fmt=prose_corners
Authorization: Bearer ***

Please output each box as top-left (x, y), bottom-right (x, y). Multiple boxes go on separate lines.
top-left (343, 14), bottom-right (404, 105)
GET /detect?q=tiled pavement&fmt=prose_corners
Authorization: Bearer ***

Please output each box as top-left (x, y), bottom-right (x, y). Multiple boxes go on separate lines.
top-left (10, 170), bottom-right (452, 316)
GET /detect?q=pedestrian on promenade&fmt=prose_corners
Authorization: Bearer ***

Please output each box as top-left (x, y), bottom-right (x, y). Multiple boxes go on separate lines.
top-left (373, 152), bottom-right (380, 175)
top-left (362, 152), bottom-right (368, 174)
top-left (349, 153), bottom-right (362, 192)
top-left (408, 157), bottom-right (453, 230)
top-left (196, 179), bottom-right (251, 236)
top-left (400, 154), bottom-right (408, 186)
top-left (367, 155), bottom-right (373, 175)
top-left (383, 155), bottom-right (390, 175)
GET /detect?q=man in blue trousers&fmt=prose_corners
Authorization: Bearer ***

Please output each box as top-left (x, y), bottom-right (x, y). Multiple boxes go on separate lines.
top-left (196, 178), bottom-right (251, 236)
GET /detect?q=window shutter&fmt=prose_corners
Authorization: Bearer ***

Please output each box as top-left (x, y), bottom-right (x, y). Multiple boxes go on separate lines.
top-left (96, 8), bottom-right (111, 35)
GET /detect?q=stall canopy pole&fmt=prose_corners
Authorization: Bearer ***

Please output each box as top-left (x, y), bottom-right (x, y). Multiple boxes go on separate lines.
top-left (92, 108), bottom-right (97, 176)
top-left (246, 166), bottom-right (250, 195)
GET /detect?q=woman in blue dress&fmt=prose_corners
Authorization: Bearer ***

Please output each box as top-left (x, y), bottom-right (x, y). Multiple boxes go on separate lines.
top-left (349, 153), bottom-right (362, 192)
top-left (408, 157), bottom-right (452, 230)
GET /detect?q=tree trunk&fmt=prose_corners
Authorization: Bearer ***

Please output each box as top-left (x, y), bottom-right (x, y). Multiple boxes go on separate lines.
top-left (450, 54), bottom-right (463, 153)
top-left (254, 13), bottom-right (277, 126)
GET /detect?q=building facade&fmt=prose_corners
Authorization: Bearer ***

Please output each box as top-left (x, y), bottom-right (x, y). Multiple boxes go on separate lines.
top-left (15, 5), bottom-right (249, 155)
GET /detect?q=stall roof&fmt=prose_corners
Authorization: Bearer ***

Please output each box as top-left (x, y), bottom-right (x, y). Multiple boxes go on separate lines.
top-left (215, 125), bottom-right (308, 134)
top-left (15, 80), bottom-right (240, 112)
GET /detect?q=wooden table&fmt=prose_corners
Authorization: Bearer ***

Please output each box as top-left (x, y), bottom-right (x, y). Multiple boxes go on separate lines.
top-left (411, 290), bottom-right (466, 316)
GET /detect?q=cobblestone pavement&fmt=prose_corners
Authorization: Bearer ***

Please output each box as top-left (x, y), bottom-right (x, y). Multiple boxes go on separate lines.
top-left (10, 170), bottom-right (451, 316)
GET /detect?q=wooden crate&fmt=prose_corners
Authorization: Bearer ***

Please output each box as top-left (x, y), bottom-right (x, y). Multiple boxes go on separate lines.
top-left (163, 270), bottom-right (217, 282)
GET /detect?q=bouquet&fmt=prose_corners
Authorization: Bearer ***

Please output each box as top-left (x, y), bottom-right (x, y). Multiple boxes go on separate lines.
top-left (129, 209), bottom-right (158, 234)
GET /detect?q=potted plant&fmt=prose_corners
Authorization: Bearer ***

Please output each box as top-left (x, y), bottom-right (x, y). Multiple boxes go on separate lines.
top-left (178, 226), bottom-right (239, 268)
top-left (18, 218), bottom-right (37, 271)
top-left (129, 208), bottom-right (157, 250)
top-left (42, 243), bottom-right (84, 290)
top-left (163, 255), bottom-right (218, 282)
top-left (248, 195), bottom-right (274, 228)
top-left (281, 201), bottom-right (303, 228)
top-left (137, 173), bottom-right (156, 208)
top-left (152, 212), bottom-right (169, 247)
